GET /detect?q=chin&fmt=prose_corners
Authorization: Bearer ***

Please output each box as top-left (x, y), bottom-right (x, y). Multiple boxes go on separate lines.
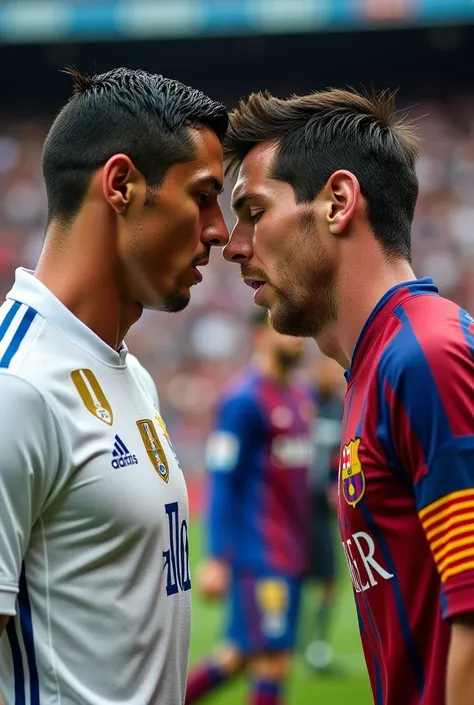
top-left (149, 289), bottom-right (190, 313)
top-left (161, 295), bottom-right (190, 313)
top-left (269, 302), bottom-right (317, 338)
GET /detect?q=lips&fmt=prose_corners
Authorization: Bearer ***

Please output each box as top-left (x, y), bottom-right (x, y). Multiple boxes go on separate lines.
top-left (191, 258), bottom-right (209, 284)
top-left (191, 266), bottom-right (203, 283)
top-left (243, 277), bottom-right (266, 291)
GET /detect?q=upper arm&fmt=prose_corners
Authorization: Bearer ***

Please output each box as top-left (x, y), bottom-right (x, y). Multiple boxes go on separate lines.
top-left (382, 309), bottom-right (474, 618)
top-left (0, 373), bottom-right (64, 616)
top-left (205, 392), bottom-right (266, 477)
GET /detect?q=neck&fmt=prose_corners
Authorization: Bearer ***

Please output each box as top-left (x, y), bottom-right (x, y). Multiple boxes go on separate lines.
top-left (253, 352), bottom-right (293, 385)
top-left (335, 246), bottom-right (415, 364)
top-left (35, 215), bottom-right (142, 351)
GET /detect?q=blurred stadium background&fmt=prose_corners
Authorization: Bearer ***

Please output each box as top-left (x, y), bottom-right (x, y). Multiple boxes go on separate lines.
top-left (1, 1), bottom-right (473, 702)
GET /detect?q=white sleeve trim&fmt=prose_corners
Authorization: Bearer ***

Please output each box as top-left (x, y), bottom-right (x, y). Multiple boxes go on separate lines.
top-left (0, 585), bottom-right (19, 616)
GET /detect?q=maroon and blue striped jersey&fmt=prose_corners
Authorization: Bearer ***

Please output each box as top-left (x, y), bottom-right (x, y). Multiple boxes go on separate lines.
top-left (206, 366), bottom-right (313, 577)
top-left (339, 278), bottom-right (474, 705)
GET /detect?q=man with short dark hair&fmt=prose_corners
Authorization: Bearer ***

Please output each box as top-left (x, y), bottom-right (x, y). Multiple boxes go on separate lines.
top-left (222, 88), bottom-right (474, 705)
top-left (0, 67), bottom-right (228, 705)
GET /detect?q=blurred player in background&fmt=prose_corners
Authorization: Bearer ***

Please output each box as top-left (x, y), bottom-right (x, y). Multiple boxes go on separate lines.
top-left (223, 88), bottom-right (474, 705)
top-left (186, 309), bottom-right (313, 705)
top-left (305, 356), bottom-right (345, 675)
top-left (0, 67), bottom-right (228, 705)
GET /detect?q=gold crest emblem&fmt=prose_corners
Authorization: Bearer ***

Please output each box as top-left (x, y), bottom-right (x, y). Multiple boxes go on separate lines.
top-left (136, 419), bottom-right (169, 482)
top-left (341, 438), bottom-right (365, 508)
top-left (71, 369), bottom-right (113, 425)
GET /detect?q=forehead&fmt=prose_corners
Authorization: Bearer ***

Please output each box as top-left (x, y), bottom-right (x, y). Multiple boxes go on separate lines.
top-left (234, 141), bottom-right (277, 194)
top-left (232, 140), bottom-right (295, 206)
top-left (189, 128), bottom-right (224, 174)
top-left (164, 127), bottom-right (224, 187)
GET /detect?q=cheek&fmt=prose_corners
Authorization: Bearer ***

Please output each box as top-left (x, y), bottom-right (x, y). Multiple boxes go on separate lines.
top-left (262, 214), bottom-right (302, 269)
top-left (145, 210), bottom-right (200, 261)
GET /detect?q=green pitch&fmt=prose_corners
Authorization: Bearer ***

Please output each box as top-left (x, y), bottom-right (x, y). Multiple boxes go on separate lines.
top-left (188, 521), bottom-right (372, 705)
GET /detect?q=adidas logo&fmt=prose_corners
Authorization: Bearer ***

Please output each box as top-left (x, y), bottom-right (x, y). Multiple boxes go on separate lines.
top-left (111, 435), bottom-right (138, 469)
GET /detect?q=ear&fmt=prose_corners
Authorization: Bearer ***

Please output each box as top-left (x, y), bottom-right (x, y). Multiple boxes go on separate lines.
top-left (324, 170), bottom-right (360, 235)
top-left (102, 154), bottom-right (139, 215)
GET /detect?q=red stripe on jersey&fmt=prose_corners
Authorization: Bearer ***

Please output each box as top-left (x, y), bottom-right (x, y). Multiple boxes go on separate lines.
top-left (402, 296), bottom-right (474, 438)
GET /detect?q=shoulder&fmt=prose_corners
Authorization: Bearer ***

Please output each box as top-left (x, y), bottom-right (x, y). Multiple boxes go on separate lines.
top-left (381, 295), bottom-right (473, 379)
top-left (375, 298), bottom-right (474, 433)
top-left (127, 353), bottom-right (159, 409)
top-left (0, 370), bottom-right (63, 443)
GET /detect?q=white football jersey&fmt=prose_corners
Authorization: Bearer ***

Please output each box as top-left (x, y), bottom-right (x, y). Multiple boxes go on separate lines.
top-left (0, 269), bottom-right (191, 705)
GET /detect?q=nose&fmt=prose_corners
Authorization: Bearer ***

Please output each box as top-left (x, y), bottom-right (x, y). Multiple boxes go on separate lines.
top-left (202, 204), bottom-right (229, 248)
top-left (222, 223), bottom-right (252, 263)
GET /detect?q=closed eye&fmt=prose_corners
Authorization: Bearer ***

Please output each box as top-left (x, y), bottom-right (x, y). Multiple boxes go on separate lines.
top-left (250, 210), bottom-right (264, 224)
top-left (196, 192), bottom-right (213, 206)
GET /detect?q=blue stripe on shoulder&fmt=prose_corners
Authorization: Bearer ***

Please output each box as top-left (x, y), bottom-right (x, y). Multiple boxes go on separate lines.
top-left (0, 301), bottom-right (21, 341)
top-left (0, 307), bottom-right (37, 369)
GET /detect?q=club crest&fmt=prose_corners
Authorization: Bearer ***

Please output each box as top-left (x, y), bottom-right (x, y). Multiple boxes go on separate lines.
top-left (341, 438), bottom-right (365, 508)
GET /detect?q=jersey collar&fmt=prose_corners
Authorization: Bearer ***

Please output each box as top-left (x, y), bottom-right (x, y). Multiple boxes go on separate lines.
top-left (6, 268), bottom-right (128, 366)
top-left (344, 277), bottom-right (439, 385)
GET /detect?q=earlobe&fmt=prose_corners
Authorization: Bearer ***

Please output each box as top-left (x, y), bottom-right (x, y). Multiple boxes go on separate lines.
top-left (102, 154), bottom-right (135, 215)
top-left (326, 170), bottom-right (360, 235)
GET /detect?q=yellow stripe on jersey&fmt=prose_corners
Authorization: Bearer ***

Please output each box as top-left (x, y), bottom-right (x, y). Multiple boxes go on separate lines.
top-left (431, 522), bottom-right (474, 552)
top-left (434, 535), bottom-right (474, 564)
top-left (419, 489), bottom-right (474, 519)
top-left (425, 512), bottom-right (474, 542)
top-left (419, 489), bottom-right (474, 583)
top-left (422, 499), bottom-right (474, 529)
top-left (443, 560), bottom-right (474, 583)
top-left (438, 547), bottom-right (474, 575)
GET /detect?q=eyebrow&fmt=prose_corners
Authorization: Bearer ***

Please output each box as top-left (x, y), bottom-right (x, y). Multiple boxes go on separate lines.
top-left (198, 176), bottom-right (224, 194)
top-left (231, 192), bottom-right (262, 214)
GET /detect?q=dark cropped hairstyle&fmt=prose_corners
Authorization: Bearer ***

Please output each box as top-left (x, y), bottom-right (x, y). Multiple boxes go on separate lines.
top-left (42, 67), bottom-right (228, 224)
top-left (224, 88), bottom-right (419, 261)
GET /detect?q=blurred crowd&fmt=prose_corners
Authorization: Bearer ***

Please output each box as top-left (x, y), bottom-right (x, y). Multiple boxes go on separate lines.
top-left (0, 94), bottom-right (473, 475)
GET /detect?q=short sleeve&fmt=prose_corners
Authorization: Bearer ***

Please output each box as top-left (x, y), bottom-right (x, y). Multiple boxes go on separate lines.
top-left (0, 373), bottom-right (65, 615)
top-left (382, 307), bottom-right (474, 619)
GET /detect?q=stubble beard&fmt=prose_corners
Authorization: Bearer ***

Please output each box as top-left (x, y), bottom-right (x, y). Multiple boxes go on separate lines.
top-left (268, 211), bottom-right (337, 338)
top-left (158, 289), bottom-right (190, 313)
